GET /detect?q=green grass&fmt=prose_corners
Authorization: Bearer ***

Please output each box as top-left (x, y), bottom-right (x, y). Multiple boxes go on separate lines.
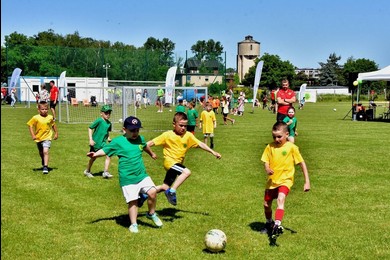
top-left (1, 102), bottom-right (390, 259)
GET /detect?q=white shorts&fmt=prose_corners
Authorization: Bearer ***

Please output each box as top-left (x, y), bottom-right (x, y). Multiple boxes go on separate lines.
top-left (121, 176), bottom-right (155, 203)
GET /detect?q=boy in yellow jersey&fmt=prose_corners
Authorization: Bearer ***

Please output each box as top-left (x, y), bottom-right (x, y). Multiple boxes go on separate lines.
top-left (260, 122), bottom-right (310, 241)
top-left (27, 101), bottom-right (58, 174)
top-left (199, 102), bottom-right (217, 149)
top-left (147, 112), bottom-right (221, 206)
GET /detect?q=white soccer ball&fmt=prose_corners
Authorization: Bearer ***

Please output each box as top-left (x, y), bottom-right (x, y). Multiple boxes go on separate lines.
top-left (118, 118), bottom-right (123, 123)
top-left (204, 229), bottom-right (227, 252)
top-left (333, 108), bottom-right (337, 111)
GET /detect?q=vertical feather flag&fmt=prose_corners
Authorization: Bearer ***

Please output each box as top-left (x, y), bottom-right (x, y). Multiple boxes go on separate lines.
top-left (165, 66), bottom-right (177, 104)
top-left (253, 61), bottom-right (264, 107)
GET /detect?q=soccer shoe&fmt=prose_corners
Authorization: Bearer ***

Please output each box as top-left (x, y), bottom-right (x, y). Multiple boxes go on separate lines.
top-left (146, 213), bottom-right (163, 227)
top-left (129, 223), bottom-right (139, 233)
top-left (137, 193), bottom-right (148, 208)
top-left (102, 171), bottom-right (113, 178)
top-left (271, 224), bottom-right (284, 239)
top-left (84, 170), bottom-right (94, 178)
top-left (165, 189), bottom-right (177, 206)
top-left (260, 221), bottom-right (274, 234)
top-left (42, 166), bottom-right (49, 174)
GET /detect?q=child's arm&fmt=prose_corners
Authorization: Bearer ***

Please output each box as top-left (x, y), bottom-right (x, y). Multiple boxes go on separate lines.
top-left (213, 120), bottom-right (217, 128)
top-left (298, 161), bottom-right (310, 192)
top-left (28, 126), bottom-right (36, 140)
top-left (264, 162), bottom-right (274, 175)
top-left (52, 124), bottom-right (58, 140)
top-left (88, 128), bottom-right (95, 146)
top-left (143, 145), bottom-right (157, 160)
top-left (146, 140), bottom-right (155, 148)
top-left (197, 142), bottom-right (221, 159)
top-left (87, 149), bottom-right (106, 158)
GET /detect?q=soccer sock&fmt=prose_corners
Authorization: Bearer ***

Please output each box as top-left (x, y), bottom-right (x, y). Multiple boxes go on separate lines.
top-left (265, 211), bottom-right (272, 221)
top-left (275, 209), bottom-right (284, 223)
top-left (210, 137), bottom-right (214, 145)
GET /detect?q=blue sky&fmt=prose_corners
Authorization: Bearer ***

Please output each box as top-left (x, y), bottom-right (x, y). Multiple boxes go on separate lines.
top-left (2, 0), bottom-right (389, 70)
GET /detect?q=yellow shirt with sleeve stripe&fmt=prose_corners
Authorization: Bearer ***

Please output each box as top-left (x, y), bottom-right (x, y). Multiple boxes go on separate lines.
top-left (152, 130), bottom-right (201, 170)
top-left (261, 141), bottom-right (304, 189)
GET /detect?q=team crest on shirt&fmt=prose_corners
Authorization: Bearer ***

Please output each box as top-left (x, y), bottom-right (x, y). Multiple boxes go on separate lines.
top-left (138, 145), bottom-right (143, 151)
top-left (183, 143), bottom-right (187, 148)
top-left (282, 150), bottom-right (287, 156)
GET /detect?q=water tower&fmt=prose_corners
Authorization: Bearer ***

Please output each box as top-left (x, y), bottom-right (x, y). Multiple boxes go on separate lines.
top-left (237, 35), bottom-right (260, 82)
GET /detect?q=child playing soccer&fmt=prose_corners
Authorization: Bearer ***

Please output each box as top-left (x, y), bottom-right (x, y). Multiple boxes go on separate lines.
top-left (282, 107), bottom-right (298, 143)
top-left (147, 112), bottom-right (221, 206)
top-left (186, 101), bottom-right (199, 134)
top-left (87, 116), bottom-right (162, 233)
top-left (199, 102), bottom-right (217, 149)
top-left (84, 105), bottom-right (113, 178)
top-left (260, 122), bottom-right (310, 240)
top-left (27, 101), bottom-right (58, 174)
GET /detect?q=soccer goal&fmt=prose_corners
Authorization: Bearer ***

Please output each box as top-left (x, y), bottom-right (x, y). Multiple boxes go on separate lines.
top-left (59, 83), bottom-right (207, 132)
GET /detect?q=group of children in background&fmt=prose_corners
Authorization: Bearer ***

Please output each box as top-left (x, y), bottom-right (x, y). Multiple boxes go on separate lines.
top-left (26, 83), bottom-right (309, 239)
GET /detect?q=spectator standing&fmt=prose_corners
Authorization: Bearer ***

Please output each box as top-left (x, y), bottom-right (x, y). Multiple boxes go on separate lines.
top-left (49, 80), bottom-right (59, 120)
top-left (39, 84), bottom-right (50, 102)
top-left (276, 79), bottom-right (296, 122)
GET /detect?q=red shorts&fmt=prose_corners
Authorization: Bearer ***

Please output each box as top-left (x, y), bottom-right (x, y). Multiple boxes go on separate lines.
top-left (264, 186), bottom-right (290, 201)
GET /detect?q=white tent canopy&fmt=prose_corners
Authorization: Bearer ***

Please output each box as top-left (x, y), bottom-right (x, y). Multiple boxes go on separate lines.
top-left (357, 65), bottom-right (390, 81)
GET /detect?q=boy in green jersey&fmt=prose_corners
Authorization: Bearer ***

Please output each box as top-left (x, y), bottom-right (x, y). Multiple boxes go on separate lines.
top-left (87, 116), bottom-right (162, 233)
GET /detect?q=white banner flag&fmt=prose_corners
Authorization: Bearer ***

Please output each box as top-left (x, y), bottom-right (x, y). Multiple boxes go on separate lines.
top-left (253, 61), bottom-right (264, 106)
top-left (165, 66), bottom-right (177, 104)
top-left (9, 68), bottom-right (22, 94)
top-left (299, 83), bottom-right (307, 101)
top-left (58, 71), bottom-right (67, 100)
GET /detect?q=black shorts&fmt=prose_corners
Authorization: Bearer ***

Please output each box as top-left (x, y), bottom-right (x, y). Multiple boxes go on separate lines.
top-left (164, 163), bottom-right (185, 186)
top-left (187, 125), bottom-right (196, 132)
top-left (50, 100), bottom-right (57, 109)
top-left (89, 145), bottom-right (98, 153)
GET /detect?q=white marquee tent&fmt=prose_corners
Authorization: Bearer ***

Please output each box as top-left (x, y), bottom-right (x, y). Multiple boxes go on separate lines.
top-left (355, 65), bottom-right (390, 103)
top-left (357, 65), bottom-right (390, 81)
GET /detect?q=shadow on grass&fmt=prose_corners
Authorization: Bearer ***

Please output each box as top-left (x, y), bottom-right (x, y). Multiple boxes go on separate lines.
top-left (89, 208), bottom-right (210, 229)
top-left (202, 248), bottom-right (226, 254)
top-left (249, 221), bottom-right (297, 247)
top-left (32, 167), bottom-right (58, 173)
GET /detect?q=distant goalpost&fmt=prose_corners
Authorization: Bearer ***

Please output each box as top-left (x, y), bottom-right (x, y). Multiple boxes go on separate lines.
top-left (60, 82), bottom-right (207, 132)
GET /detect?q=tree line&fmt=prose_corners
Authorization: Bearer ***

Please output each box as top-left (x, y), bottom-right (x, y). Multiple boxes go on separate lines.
top-left (1, 29), bottom-right (386, 94)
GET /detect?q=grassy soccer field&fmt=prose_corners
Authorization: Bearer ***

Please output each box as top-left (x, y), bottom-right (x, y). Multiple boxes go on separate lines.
top-left (1, 102), bottom-right (389, 259)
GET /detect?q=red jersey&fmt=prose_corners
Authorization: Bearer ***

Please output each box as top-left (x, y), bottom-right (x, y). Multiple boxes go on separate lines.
top-left (50, 86), bottom-right (59, 101)
top-left (277, 88), bottom-right (295, 114)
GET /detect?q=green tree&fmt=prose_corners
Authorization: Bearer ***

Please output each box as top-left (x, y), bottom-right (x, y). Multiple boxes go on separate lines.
top-left (241, 53), bottom-right (295, 90)
top-left (191, 39), bottom-right (223, 61)
top-left (319, 53), bottom-right (343, 86)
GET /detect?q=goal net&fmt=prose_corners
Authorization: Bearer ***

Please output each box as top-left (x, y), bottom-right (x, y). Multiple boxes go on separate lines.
top-left (59, 83), bottom-right (207, 132)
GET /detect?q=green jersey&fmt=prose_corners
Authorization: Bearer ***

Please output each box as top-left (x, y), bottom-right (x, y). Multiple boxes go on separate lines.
top-left (102, 135), bottom-right (149, 187)
top-left (187, 108), bottom-right (199, 126)
top-left (89, 117), bottom-right (112, 150)
top-left (175, 105), bottom-right (186, 113)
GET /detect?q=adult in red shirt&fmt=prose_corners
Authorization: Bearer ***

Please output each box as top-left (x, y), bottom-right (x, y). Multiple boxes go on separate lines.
top-left (276, 79), bottom-right (296, 122)
top-left (49, 80), bottom-right (59, 120)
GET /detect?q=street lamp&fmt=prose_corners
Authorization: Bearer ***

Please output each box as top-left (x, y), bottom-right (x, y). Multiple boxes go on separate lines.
top-left (103, 63), bottom-right (111, 79)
